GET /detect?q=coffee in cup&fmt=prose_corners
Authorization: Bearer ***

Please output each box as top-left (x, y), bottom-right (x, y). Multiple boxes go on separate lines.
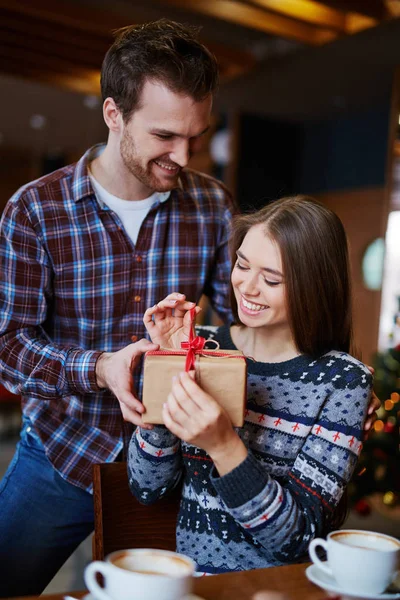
top-left (309, 529), bottom-right (400, 595)
top-left (84, 548), bottom-right (195, 600)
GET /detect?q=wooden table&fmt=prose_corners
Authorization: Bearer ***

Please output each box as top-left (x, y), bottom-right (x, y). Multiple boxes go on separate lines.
top-left (192, 563), bottom-right (322, 600)
top-left (9, 563), bottom-right (324, 600)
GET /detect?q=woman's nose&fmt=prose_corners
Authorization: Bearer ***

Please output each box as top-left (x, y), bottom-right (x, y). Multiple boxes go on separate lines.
top-left (241, 273), bottom-right (259, 295)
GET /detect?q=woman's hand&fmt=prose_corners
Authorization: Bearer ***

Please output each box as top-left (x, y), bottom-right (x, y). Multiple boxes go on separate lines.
top-left (143, 293), bottom-right (201, 349)
top-left (163, 371), bottom-right (248, 476)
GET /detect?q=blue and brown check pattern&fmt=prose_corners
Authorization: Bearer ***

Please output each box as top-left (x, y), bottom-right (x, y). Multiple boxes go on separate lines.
top-left (0, 145), bottom-right (235, 491)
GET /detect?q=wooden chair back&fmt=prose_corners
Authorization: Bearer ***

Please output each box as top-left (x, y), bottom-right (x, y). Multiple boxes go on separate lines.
top-left (92, 462), bottom-right (181, 560)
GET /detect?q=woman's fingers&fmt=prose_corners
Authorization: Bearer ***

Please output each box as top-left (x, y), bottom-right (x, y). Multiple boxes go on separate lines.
top-left (177, 371), bottom-right (213, 411)
top-left (173, 301), bottom-right (198, 318)
top-left (156, 293), bottom-right (187, 314)
top-left (143, 294), bottom-right (200, 329)
top-left (181, 305), bottom-right (202, 322)
top-left (162, 402), bottom-right (185, 437)
top-left (169, 377), bottom-right (193, 417)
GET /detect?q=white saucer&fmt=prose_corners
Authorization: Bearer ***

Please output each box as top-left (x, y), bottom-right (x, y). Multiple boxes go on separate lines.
top-left (306, 565), bottom-right (400, 600)
top-left (82, 593), bottom-right (204, 600)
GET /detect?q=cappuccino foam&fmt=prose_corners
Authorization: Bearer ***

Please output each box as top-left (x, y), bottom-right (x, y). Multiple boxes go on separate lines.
top-left (334, 532), bottom-right (400, 552)
top-left (112, 551), bottom-right (192, 578)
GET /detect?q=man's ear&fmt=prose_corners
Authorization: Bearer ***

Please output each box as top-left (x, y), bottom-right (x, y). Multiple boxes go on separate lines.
top-left (103, 97), bottom-right (122, 132)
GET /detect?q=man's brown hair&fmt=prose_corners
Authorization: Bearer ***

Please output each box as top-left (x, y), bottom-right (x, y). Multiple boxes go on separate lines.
top-left (230, 196), bottom-right (353, 357)
top-left (101, 19), bottom-right (219, 122)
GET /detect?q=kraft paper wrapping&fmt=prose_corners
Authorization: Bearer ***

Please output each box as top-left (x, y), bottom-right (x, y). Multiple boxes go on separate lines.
top-left (142, 349), bottom-right (247, 427)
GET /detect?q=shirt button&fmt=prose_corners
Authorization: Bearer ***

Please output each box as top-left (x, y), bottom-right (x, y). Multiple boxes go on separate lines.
top-left (136, 255), bottom-right (142, 263)
top-left (26, 426), bottom-right (31, 433)
top-left (131, 335), bottom-right (138, 342)
top-left (134, 295), bottom-right (141, 302)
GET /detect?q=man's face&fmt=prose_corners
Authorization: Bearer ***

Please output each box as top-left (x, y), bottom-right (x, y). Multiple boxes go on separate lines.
top-left (120, 80), bottom-right (212, 195)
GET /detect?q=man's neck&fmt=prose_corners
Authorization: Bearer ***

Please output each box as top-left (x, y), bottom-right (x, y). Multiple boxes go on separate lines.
top-left (90, 144), bottom-right (153, 201)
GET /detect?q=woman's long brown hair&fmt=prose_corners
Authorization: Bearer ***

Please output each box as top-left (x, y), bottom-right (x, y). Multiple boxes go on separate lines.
top-left (230, 195), bottom-right (353, 357)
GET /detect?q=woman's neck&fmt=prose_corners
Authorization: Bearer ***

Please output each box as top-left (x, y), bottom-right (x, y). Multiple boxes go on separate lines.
top-left (230, 324), bottom-right (300, 363)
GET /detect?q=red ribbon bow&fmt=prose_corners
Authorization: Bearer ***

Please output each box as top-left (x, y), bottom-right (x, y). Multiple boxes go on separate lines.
top-left (180, 307), bottom-right (206, 371)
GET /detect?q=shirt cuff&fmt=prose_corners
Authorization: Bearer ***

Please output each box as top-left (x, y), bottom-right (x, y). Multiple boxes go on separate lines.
top-left (210, 451), bottom-right (270, 509)
top-left (65, 349), bottom-right (104, 393)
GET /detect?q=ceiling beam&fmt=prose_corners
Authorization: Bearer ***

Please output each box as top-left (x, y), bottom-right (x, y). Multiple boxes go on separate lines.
top-left (0, 11), bottom-right (110, 55)
top-left (244, 0), bottom-right (379, 35)
top-left (0, 0), bottom-right (126, 36)
top-left (386, 0), bottom-right (400, 17)
top-left (345, 13), bottom-right (379, 33)
top-left (0, 28), bottom-right (104, 70)
top-left (244, 0), bottom-right (347, 31)
top-left (0, 57), bottom-right (100, 95)
top-left (312, 0), bottom-right (388, 20)
top-left (160, 0), bottom-right (338, 44)
top-left (0, 0), bottom-right (256, 93)
top-left (0, 42), bottom-right (100, 78)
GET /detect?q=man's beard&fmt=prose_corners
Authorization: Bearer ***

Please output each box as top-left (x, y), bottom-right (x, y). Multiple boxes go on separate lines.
top-left (120, 128), bottom-right (179, 193)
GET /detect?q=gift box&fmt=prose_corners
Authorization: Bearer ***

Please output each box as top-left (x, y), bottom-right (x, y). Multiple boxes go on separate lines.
top-left (142, 347), bottom-right (247, 427)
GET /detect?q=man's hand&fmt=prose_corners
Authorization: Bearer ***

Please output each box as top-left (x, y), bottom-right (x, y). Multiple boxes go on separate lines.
top-left (96, 338), bottom-right (159, 428)
top-left (364, 365), bottom-right (381, 437)
top-left (364, 390), bottom-right (381, 435)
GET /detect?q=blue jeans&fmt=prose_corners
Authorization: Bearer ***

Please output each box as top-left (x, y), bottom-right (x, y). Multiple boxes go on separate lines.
top-left (0, 419), bottom-right (94, 597)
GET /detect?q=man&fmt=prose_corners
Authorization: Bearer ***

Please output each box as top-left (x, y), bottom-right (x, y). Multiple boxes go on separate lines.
top-left (0, 18), bottom-right (379, 597)
top-left (0, 20), bottom-right (234, 596)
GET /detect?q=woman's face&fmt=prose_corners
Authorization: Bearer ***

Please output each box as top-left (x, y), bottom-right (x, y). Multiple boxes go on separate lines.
top-left (231, 224), bottom-right (289, 331)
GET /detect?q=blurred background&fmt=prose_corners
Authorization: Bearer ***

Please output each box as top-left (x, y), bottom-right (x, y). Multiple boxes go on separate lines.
top-left (0, 0), bottom-right (400, 592)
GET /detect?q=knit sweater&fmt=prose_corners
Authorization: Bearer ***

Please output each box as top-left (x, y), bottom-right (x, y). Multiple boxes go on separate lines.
top-left (128, 325), bottom-right (372, 574)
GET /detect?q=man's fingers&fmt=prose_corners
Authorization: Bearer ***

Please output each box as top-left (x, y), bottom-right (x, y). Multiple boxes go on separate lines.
top-left (119, 393), bottom-right (154, 430)
top-left (130, 340), bottom-right (159, 368)
top-left (120, 390), bottom-right (144, 413)
top-left (122, 407), bottom-right (153, 430)
top-left (369, 391), bottom-right (381, 413)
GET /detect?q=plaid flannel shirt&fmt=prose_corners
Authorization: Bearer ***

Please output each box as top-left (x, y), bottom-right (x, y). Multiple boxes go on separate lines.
top-left (0, 145), bottom-right (234, 491)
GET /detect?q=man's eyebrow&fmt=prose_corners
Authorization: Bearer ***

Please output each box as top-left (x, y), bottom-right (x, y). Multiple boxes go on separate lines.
top-left (151, 126), bottom-right (210, 138)
top-left (236, 250), bottom-right (283, 277)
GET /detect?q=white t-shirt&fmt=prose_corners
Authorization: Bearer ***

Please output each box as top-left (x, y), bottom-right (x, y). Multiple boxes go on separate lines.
top-left (89, 172), bottom-right (170, 246)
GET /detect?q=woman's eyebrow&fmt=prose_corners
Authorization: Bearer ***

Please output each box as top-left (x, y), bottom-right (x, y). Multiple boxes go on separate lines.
top-left (236, 249), bottom-right (283, 277)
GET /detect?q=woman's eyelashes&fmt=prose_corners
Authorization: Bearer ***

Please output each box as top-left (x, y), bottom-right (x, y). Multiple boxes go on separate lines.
top-left (235, 260), bottom-right (249, 271)
top-left (235, 261), bottom-right (282, 287)
top-left (264, 279), bottom-right (281, 287)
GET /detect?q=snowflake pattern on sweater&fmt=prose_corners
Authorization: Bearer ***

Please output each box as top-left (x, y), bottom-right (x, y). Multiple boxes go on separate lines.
top-left (128, 325), bottom-right (372, 574)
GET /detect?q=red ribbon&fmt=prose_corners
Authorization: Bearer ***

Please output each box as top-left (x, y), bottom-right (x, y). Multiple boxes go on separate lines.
top-left (180, 307), bottom-right (206, 371)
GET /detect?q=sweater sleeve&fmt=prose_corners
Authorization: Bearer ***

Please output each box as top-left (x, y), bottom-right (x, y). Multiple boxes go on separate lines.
top-left (210, 372), bottom-right (372, 563)
top-left (127, 425), bottom-right (183, 505)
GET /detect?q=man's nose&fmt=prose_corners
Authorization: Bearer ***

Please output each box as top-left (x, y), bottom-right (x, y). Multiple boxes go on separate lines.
top-left (170, 140), bottom-right (190, 168)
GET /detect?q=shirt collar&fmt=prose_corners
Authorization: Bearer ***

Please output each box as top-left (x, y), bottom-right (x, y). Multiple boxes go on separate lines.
top-left (72, 143), bottom-right (181, 203)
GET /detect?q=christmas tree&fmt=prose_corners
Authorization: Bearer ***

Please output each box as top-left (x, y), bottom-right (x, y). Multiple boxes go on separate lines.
top-left (348, 344), bottom-right (400, 515)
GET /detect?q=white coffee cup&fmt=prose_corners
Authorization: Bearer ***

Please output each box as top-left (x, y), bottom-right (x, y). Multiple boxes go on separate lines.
top-left (84, 548), bottom-right (195, 600)
top-left (309, 529), bottom-right (400, 595)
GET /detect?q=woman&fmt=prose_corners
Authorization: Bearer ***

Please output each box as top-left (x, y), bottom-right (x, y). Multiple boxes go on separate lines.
top-left (128, 196), bottom-right (373, 574)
